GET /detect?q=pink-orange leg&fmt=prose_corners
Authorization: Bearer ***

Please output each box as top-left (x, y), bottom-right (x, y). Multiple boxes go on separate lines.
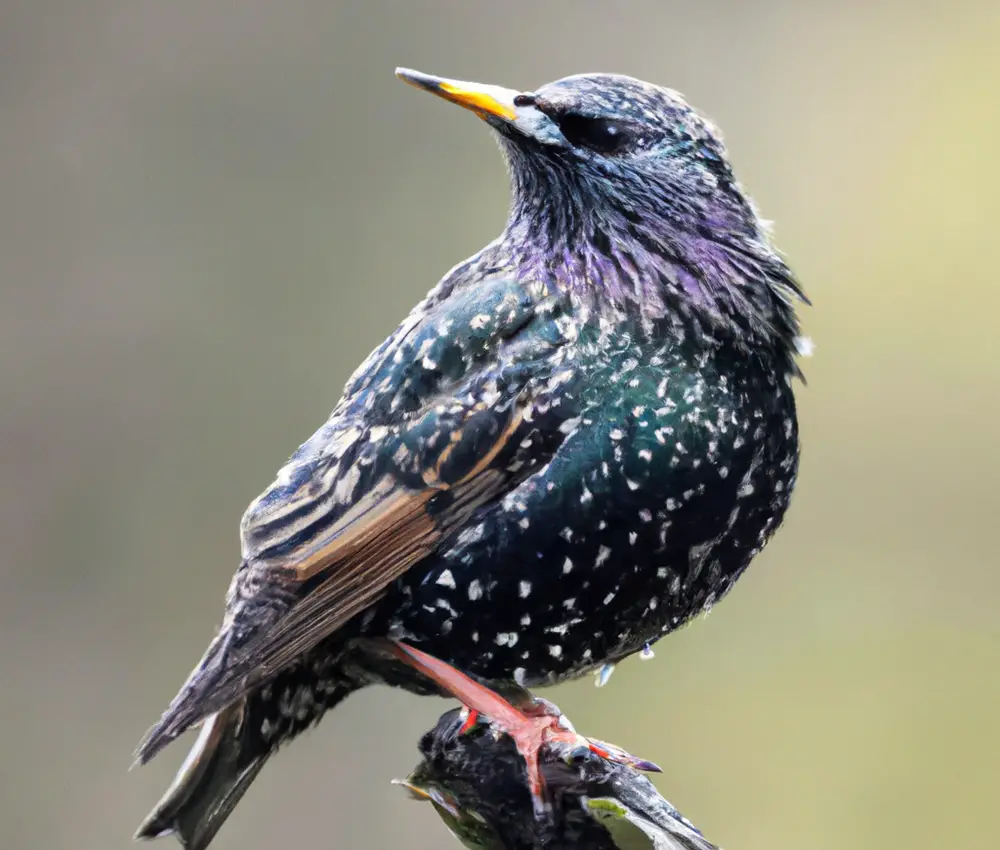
top-left (389, 639), bottom-right (660, 819)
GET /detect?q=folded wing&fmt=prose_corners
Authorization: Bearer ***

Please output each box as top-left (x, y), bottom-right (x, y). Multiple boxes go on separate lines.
top-left (136, 278), bottom-right (570, 763)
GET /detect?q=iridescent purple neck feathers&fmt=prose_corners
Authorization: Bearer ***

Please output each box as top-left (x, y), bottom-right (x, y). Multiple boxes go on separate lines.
top-left (497, 133), bottom-right (804, 355)
top-left (432, 73), bottom-right (806, 366)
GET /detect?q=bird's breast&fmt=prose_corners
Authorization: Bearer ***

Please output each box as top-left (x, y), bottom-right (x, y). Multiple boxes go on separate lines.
top-left (374, 337), bottom-right (800, 686)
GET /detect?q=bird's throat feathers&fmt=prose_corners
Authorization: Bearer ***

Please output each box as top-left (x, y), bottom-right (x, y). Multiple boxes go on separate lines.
top-left (494, 146), bottom-right (807, 365)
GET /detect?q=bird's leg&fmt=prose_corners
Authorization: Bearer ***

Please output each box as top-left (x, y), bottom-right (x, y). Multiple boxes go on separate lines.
top-left (388, 639), bottom-right (556, 818)
top-left (387, 640), bottom-right (660, 819)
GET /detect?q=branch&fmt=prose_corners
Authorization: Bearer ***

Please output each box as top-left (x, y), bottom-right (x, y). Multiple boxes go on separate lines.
top-left (396, 703), bottom-right (720, 850)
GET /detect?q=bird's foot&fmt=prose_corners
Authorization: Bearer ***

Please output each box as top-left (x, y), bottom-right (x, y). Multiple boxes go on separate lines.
top-left (387, 640), bottom-right (660, 819)
top-left (388, 640), bottom-right (558, 818)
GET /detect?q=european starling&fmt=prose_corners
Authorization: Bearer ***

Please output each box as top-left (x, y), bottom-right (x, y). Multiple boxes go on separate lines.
top-left (135, 68), bottom-right (808, 849)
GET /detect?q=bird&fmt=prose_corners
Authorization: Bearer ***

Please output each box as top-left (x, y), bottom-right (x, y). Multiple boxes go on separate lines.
top-left (396, 654), bottom-right (714, 850)
top-left (134, 67), bottom-right (809, 850)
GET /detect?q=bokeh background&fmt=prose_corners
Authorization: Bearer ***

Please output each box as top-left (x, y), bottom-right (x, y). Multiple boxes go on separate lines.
top-left (3, 1), bottom-right (998, 848)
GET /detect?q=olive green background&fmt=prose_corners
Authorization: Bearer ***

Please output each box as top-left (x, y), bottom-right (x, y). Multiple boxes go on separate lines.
top-left (3, 2), bottom-right (998, 849)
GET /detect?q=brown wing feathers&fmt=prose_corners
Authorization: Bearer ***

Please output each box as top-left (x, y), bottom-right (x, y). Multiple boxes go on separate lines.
top-left (135, 400), bottom-right (526, 764)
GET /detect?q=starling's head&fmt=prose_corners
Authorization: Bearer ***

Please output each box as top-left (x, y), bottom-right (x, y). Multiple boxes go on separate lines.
top-left (397, 69), bottom-right (807, 357)
top-left (397, 68), bottom-right (723, 171)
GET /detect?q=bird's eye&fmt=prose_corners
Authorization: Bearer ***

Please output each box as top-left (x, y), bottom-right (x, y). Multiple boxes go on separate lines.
top-left (554, 114), bottom-right (631, 154)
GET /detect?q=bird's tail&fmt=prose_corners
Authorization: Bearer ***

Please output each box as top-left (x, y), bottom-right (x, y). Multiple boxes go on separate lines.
top-left (134, 701), bottom-right (268, 850)
top-left (135, 679), bottom-right (354, 850)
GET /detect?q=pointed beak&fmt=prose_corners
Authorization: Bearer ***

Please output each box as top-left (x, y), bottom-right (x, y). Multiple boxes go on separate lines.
top-left (392, 778), bottom-right (462, 819)
top-left (392, 778), bottom-right (434, 802)
top-left (395, 68), bottom-right (520, 123)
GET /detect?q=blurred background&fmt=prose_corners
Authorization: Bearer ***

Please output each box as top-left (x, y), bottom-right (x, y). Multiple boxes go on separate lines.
top-left (3, 1), bottom-right (998, 848)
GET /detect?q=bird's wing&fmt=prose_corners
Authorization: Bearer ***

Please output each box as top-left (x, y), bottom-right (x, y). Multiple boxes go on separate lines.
top-left (137, 278), bottom-right (572, 762)
top-left (226, 393), bottom-right (527, 678)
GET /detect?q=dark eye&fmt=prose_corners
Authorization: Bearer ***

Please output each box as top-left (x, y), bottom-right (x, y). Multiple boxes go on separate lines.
top-left (554, 114), bottom-right (631, 154)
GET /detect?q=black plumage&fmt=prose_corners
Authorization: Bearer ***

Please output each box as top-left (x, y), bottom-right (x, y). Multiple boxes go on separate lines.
top-left (134, 68), bottom-right (808, 849)
top-left (402, 702), bottom-right (715, 850)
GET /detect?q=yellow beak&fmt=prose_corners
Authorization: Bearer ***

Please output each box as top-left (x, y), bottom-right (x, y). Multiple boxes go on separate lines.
top-left (395, 67), bottom-right (519, 122)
